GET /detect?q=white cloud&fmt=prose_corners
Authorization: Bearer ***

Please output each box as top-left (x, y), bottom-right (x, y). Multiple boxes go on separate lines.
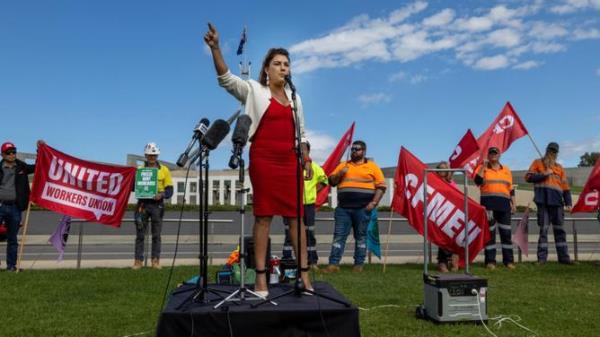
top-left (389, 71), bottom-right (407, 82)
top-left (529, 22), bottom-right (568, 40)
top-left (474, 55), bottom-right (510, 70)
top-left (513, 60), bottom-right (541, 70)
top-left (572, 28), bottom-right (600, 40)
top-left (488, 28), bottom-right (522, 47)
top-left (560, 136), bottom-right (600, 160)
top-left (410, 74), bottom-right (428, 83)
top-left (551, 0), bottom-right (600, 14)
top-left (423, 9), bottom-right (455, 27)
top-left (389, 1), bottom-right (428, 24)
top-left (305, 129), bottom-right (337, 164)
top-left (288, 1), bottom-right (600, 74)
top-left (357, 93), bottom-right (391, 106)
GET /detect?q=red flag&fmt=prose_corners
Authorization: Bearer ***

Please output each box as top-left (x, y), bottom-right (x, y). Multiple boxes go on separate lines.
top-left (316, 122), bottom-right (355, 207)
top-left (572, 157), bottom-right (600, 213)
top-left (30, 144), bottom-right (136, 227)
top-left (449, 129), bottom-right (479, 168)
top-left (391, 147), bottom-right (490, 266)
top-left (457, 102), bottom-right (529, 175)
top-left (512, 207), bottom-right (530, 257)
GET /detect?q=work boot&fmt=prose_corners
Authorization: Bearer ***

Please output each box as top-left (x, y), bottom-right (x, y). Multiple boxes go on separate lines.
top-left (310, 264), bottom-right (320, 272)
top-left (352, 265), bottom-right (364, 273)
top-left (132, 259), bottom-right (143, 270)
top-left (321, 264), bottom-right (340, 274)
top-left (485, 263), bottom-right (496, 270)
top-left (151, 258), bottom-right (162, 269)
top-left (505, 263), bottom-right (516, 270)
top-left (437, 263), bottom-right (449, 273)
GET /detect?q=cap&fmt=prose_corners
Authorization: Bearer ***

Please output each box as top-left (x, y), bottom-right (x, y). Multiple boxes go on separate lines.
top-left (1, 142), bottom-right (16, 153)
top-left (546, 142), bottom-right (559, 153)
top-left (488, 146), bottom-right (500, 154)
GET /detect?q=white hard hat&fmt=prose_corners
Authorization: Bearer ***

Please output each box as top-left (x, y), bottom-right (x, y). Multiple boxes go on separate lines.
top-left (144, 142), bottom-right (160, 155)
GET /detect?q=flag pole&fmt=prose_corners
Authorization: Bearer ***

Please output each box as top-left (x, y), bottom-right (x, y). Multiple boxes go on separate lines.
top-left (16, 201), bottom-right (33, 272)
top-left (382, 210), bottom-right (394, 273)
top-left (527, 133), bottom-right (544, 158)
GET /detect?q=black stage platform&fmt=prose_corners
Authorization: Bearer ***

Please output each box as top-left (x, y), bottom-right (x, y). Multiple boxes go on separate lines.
top-left (156, 281), bottom-right (360, 337)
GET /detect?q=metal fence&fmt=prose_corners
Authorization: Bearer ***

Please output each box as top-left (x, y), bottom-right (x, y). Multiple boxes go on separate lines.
top-left (57, 216), bottom-right (598, 269)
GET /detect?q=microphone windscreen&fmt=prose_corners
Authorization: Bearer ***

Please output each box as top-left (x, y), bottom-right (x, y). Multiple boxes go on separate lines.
top-left (202, 119), bottom-right (230, 150)
top-left (231, 115), bottom-right (252, 145)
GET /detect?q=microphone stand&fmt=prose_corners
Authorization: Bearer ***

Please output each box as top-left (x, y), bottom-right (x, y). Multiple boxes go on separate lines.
top-left (254, 81), bottom-right (349, 308)
top-left (174, 145), bottom-right (229, 310)
top-left (214, 157), bottom-right (276, 308)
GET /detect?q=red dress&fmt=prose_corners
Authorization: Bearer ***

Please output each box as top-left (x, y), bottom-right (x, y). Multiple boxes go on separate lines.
top-left (249, 98), bottom-right (303, 217)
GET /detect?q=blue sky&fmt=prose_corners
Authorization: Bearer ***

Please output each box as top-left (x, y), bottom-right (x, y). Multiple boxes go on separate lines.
top-left (1, 0), bottom-right (599, 170)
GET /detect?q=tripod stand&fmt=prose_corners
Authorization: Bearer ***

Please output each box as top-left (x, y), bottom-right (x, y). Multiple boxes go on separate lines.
top-left (174, 148), bottom-right (229, 309)
top-left (254, 78), bottom-right (350, 308)
top-left (214, 158), bottom-right (276, 308)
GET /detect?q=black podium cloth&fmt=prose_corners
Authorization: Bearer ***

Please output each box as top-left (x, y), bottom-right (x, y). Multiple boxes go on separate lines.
top-left (156, 281), bottom-right (360, 337)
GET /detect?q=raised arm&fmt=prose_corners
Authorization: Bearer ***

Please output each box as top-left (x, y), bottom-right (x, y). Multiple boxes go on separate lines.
top-left (204, 23), bottom-right (228, 76)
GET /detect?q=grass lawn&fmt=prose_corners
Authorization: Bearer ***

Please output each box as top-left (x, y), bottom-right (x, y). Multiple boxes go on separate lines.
top-left (1, 262), bottom-right (599, 337)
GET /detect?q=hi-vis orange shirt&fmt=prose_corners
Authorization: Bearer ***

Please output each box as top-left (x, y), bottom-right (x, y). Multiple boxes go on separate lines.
top-left (474, 163), bottom-right (514, 212)
top-left (525, 159), bottom-right (572, 206)
top-left (331, 159), bottom-right (386, 208)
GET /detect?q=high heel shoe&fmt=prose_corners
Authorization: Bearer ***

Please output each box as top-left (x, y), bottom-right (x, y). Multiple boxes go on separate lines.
top-left (300, 267), bottom-right (314, 296)
top-left (254, 268), bottom-right (269, 297)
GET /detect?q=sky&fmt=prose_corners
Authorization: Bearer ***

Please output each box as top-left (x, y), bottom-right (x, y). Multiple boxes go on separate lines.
top-left (1, 0), bottom-right (599, 170)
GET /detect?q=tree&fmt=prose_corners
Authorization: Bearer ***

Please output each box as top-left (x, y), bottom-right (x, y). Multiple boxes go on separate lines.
top-left (578, 152), bottom-right (600, 167)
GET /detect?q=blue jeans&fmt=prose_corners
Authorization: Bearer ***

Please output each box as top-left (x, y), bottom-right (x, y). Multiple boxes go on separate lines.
top-left (0, 204), bottom-right (22, 269)
top-left (328, 207), bottom-right (370, 266)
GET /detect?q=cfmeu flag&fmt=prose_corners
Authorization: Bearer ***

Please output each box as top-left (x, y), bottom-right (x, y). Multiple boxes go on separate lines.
top-left (456, 102), bottom-right (529, 174)
top-left (30, 144), bottom-right (136, 227)
top-left (236, 26), bottom-right (247, 55)
top-left (48, 215), bottom-right (72, 261)
top-left (391, 147), bottom-right (490, 266)
top-left (316, 122), bottom-right (355, 207)
top-left (572, 157), bottom-right (600, 213)
top-left (449, 129), bottom-right (479, 169)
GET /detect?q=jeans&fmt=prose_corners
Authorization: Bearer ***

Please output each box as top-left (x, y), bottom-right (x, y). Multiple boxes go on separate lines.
top-left (134, 202), bottom-right (164, 261)
top-left (282, 204), bottom-right (318, 264)
top-left (537, 205), bottom-right (570, 263)
top-left (0, 203), bottom-right (22, 269)
top-left (328, 206), bottom-right (370, 266)
top-left (484, 210), bottom-right (514, 265)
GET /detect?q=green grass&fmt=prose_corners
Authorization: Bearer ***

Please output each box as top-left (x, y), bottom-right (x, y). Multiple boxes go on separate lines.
top-left (1, 263), bottom-right (599, 337)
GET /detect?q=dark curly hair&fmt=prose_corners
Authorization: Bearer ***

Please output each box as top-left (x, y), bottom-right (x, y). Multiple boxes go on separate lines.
top-left (258, 48), bottom-right (290, 86)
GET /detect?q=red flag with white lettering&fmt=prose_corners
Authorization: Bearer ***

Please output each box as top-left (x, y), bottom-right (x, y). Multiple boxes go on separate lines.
top-left (391, 147), bottom-right (490, 266)
top-left (449, 129), bottom-right (479, 169)
top-left (316, 122), bottom-right (355, 207)
top-left (458, 102), bottom-right (529, 175)
top-left (30, 144), bottom-right (136, 227)
top-left (572, 157), bottom-right (600, 213)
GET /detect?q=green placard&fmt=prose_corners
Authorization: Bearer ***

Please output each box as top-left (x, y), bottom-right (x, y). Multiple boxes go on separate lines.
top-left (135, 168), bottom-right (158, 199)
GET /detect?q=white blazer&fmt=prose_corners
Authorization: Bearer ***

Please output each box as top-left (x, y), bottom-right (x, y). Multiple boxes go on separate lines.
top-left (217, 70), bottom-right (307, 143)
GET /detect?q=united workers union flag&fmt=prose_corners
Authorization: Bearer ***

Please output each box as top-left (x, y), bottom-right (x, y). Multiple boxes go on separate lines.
top-left (30, 144), bottom-right (136, 227)
top-left (391, 147), bottom-right (490, 266)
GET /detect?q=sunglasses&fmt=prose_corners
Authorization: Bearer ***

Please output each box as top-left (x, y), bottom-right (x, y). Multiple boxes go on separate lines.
top-left (351, 147), bottom-right (363, 152)
top-left (3, 150), bottom-right (16, 155)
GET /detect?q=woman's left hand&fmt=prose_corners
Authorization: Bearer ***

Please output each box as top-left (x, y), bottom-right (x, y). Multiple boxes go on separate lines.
top-left (304, 162), bottom-right (313, 180)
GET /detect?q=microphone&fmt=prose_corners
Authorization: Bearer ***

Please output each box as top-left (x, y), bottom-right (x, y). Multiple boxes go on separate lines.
top-left (285, 75), bottom-right (296, 100)
top-left (228, 115), bottom-right (252, 169)
top-left (177, 118), bottom-right (210, 167)
top-left (201, 119), bottom-right (231, 150)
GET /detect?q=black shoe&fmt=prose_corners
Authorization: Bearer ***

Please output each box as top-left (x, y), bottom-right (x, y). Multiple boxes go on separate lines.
top-left (559, 260), bottom-right (575, 265)
top-left (6, 266), bottom-right (18, 272)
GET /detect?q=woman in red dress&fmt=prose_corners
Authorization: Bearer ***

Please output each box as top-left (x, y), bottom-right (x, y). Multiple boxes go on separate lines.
top-left (205, 23), bottom-right (313, 296)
